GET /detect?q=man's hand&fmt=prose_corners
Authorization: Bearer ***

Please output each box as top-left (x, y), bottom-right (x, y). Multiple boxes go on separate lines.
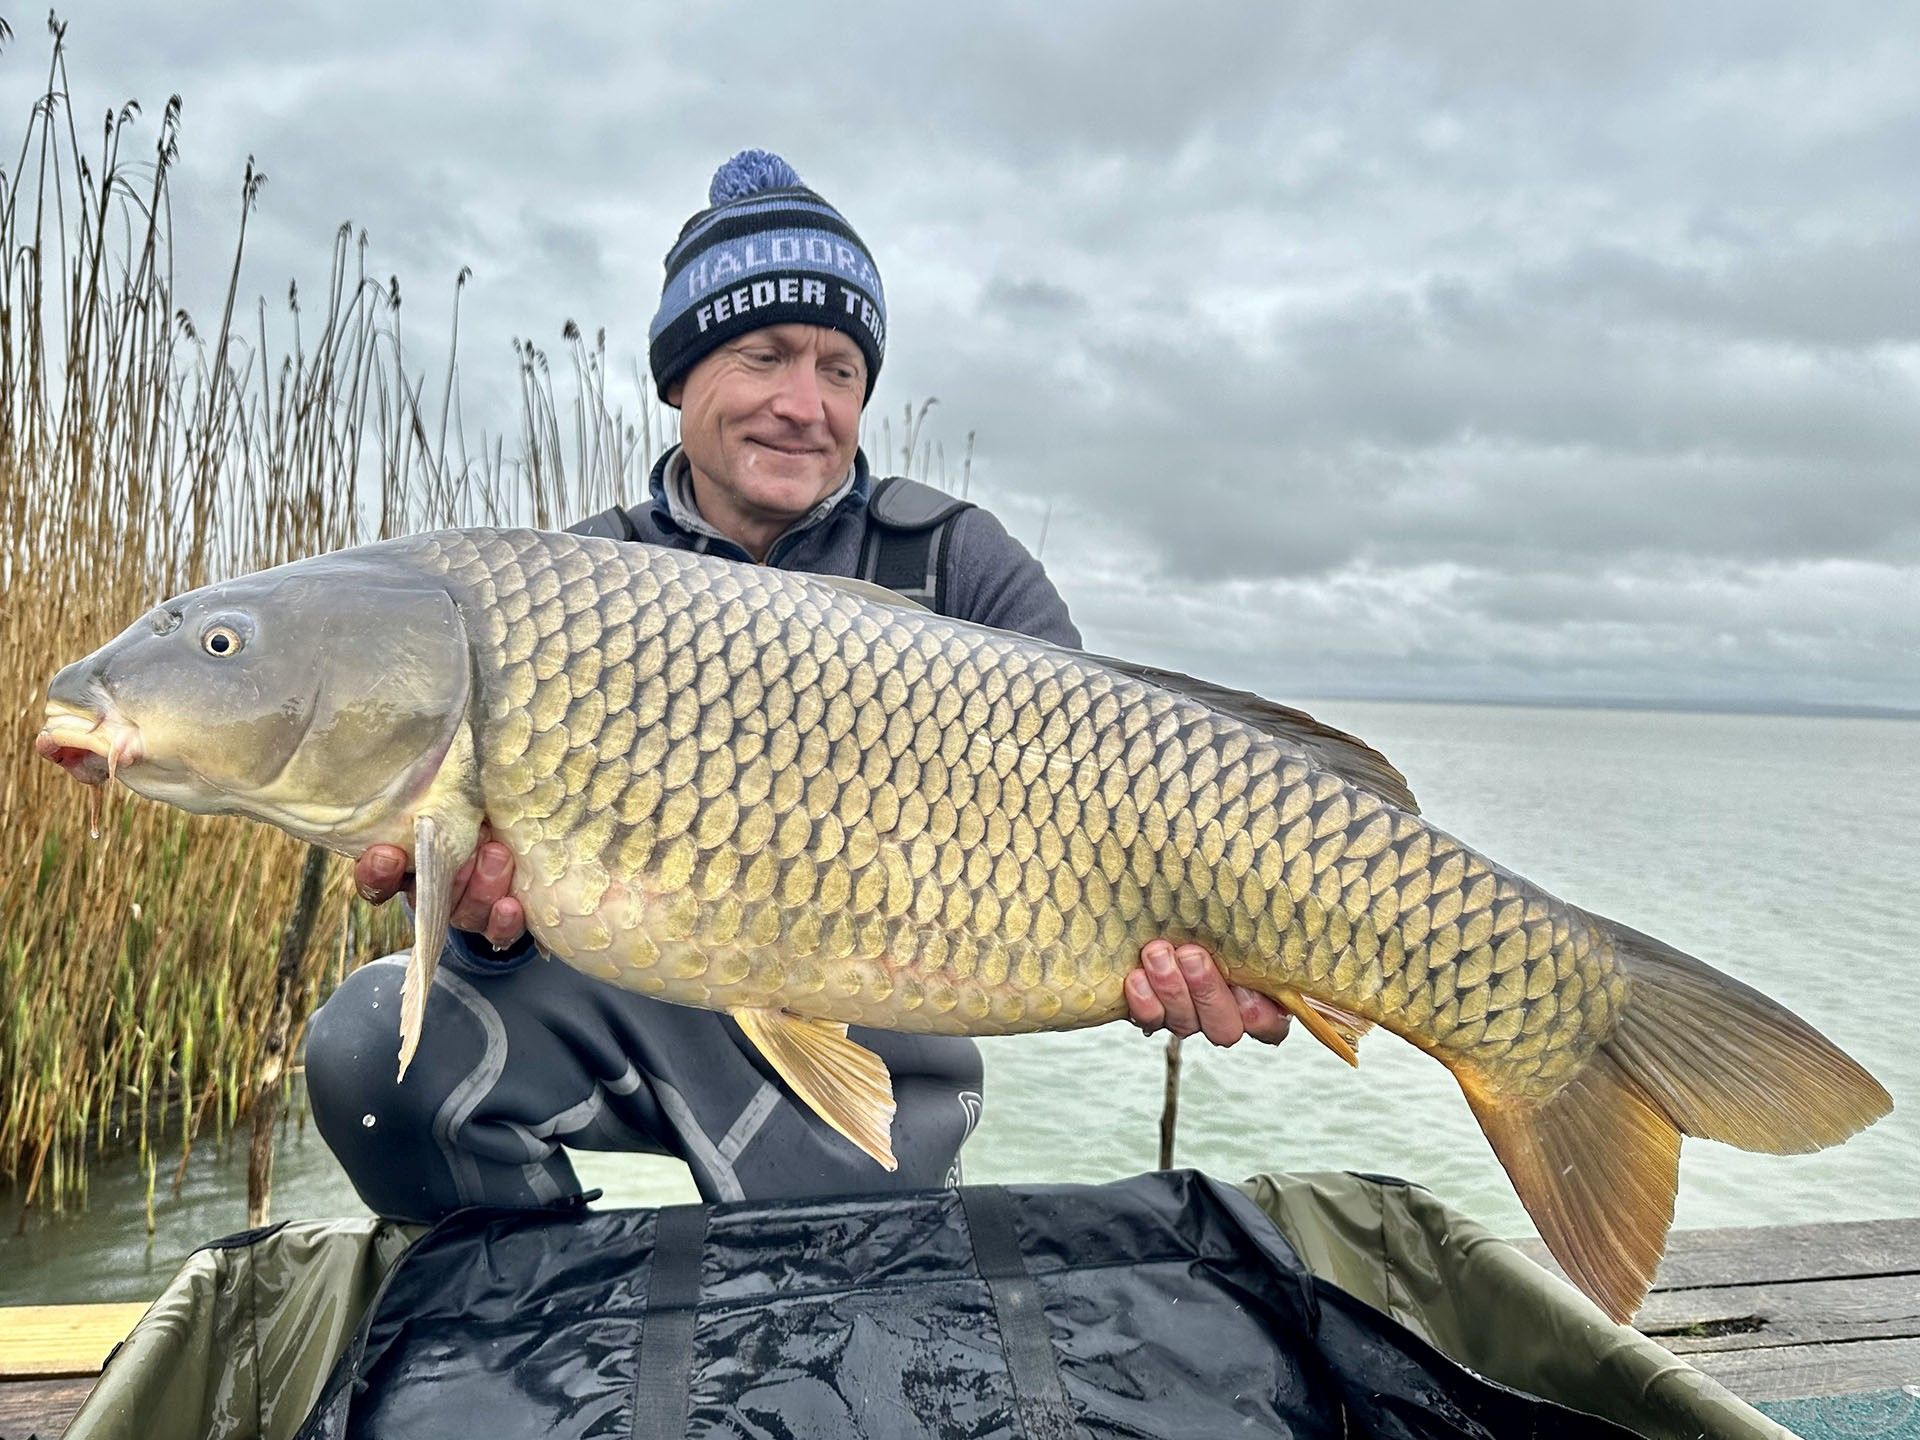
top-left (1125, 940), bottom-right (1291, 1047)
top-left (354, 825), bottom-right (529, 951)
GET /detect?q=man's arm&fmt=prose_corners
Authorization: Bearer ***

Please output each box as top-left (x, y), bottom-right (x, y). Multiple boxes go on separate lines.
top-left (939, 507), bottom-right (1081, 647)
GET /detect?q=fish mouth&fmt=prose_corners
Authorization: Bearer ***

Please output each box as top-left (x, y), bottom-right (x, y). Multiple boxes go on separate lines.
top-left (36, 701), bottom-right (145, 787)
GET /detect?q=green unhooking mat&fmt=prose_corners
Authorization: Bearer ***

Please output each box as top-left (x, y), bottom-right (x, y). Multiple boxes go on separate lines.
top-left (60, 1170), bottom-right (1796, 1440)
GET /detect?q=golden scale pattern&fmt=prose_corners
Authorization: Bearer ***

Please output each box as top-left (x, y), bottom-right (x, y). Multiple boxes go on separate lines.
top-left (423, 530), bottom-right (1629, 1098)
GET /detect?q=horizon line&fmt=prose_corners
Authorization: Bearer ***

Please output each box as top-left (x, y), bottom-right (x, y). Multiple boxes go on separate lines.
top-left (1289, 692), bottom-right (1920, 722)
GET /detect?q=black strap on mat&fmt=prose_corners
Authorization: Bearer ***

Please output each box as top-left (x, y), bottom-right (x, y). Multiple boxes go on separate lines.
top-left (959, 1186), bottom-right (1083, 1440)
top-left (630, 1203), bottom-right (707, 1440)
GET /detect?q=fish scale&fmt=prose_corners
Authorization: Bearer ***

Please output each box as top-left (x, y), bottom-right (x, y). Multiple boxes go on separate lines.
top-left (432, 529), bottom-right (1623, 1096)
top-left (41, 524), bottom-right (1890, 1323)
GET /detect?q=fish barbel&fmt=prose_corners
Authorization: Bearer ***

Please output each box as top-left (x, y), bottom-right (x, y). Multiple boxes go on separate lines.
top-left (37, 529), bottom-right (1890, 1321)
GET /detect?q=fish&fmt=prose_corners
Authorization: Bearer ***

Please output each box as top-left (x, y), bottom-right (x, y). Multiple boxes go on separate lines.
top-left (37, 528), bottom-right (1891, 1322)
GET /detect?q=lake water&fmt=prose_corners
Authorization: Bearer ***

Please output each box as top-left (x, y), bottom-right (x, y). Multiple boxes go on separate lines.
top-left (5, 700), bottom-right (1916, 1305)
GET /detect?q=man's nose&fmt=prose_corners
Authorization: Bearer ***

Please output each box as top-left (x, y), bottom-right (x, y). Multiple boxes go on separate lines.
top-left (766, 362), bottom-right (824, 423)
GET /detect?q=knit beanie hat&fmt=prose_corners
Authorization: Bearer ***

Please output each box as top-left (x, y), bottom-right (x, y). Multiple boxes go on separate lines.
top-left (648, 149), bottom-right (886, 404)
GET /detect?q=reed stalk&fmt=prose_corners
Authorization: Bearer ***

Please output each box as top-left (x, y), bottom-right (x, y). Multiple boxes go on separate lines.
top-left (0, 17), bottom-right (667, 1216)
top-left (1158, 1036), bottom-right (1183, 1169)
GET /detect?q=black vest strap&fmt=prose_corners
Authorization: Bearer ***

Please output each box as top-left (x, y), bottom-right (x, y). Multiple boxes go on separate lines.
top-left (630, 1204), bottom-right (707, 1440)
top-left (959, 1185), bottom-right (1083, 1440)
top-left (577, 484), bottom-right (971, 613)
top-left (573, 503), bottom-right (641, 542)
top-left (859, 476), bottom-right (975, 612)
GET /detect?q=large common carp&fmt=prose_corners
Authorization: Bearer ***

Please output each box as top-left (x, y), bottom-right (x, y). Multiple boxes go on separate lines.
top-left (37, 529), bottom-right (1890, 1321)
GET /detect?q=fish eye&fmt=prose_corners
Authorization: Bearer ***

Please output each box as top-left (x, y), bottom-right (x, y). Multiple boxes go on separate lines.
top-left (201, 624), bottom-right (244, 658)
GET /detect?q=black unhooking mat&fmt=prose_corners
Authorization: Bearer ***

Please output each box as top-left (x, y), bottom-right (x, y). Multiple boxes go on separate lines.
top-left (292, 1170), bottom-right (1642, 1439)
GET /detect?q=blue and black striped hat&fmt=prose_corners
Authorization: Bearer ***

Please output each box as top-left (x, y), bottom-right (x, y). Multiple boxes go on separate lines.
top-left (648, 150), bottom-right (886, 403)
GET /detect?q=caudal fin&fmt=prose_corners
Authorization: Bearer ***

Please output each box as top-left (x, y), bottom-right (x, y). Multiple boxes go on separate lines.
top-left (1601, 919), bottom-right (1891, 1153)
top-left (1459, 916), bottom-right (1891, 1323)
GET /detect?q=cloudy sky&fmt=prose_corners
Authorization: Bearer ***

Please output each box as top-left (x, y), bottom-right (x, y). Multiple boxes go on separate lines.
top-left (12, 2), bottom-right (1918, 709)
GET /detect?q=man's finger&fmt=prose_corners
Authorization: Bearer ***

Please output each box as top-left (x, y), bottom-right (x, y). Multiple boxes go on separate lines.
top-left (1176, 943), bottom-right (1245, 1048)
top-left (443, 848), bottom-right (489, 932)
top-left (1123, 969), bottom-right (1166, 1034)
top-left (450, 842), bottom-right (515, 934)
top-left (1233, 986), bottom-right (1294, 1046)
top-left (1142, 940), bottom-right (1201, 1038)
top-left (473, 843), bottom-right (514, 902)
top-left (483, 895), bottom-right (529, 952)
top-left (355, 844), bottom-right (409, 904)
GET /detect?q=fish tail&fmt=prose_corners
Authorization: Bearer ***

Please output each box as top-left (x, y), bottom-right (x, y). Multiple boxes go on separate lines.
top-left (1456, 915), bottom-right (1890, 1323)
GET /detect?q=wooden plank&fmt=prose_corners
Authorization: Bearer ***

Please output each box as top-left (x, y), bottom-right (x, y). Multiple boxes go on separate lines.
top-left (1513, 1217), bottom-right (1920, 1293)
top-left (0, 1305), bottom-right (148, 1381)
top-left (0, 1375), bottom-right (93, 1439)
top-left (1686, 1336), bottom-right (1920, 1402)
top-left (1635, 1271), bottom-right (1920, 1352)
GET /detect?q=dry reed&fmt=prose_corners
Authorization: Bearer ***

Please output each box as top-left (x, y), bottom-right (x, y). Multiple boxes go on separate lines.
top-left (0, 17), bottom-right (669, 1217)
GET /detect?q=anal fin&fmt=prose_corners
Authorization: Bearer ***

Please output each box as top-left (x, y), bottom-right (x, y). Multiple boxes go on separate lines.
top-left (732, 1008), bottom-right (899, 1170)
top-left (1271, 987), bottom-right (1372, 1067)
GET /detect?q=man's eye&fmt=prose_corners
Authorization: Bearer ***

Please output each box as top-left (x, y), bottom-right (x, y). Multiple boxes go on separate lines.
top-left (743, 349), bottom-right (779, 365)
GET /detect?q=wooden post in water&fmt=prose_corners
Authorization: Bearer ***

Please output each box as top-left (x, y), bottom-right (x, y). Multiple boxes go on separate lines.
top-left (1158, 1035), bottom-right (1183, 1169)
top-left (246, 846), bottom-right (330, 1227)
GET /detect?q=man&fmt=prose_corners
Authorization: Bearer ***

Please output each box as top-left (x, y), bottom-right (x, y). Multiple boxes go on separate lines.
top-left (307, 151), bottom-right (1287, 1222)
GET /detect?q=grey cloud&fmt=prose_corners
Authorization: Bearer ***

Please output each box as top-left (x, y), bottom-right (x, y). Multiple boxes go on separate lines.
top-left (978, 277), bottom-right (1088, 320)
top-left (523, 216), bottom-right (608, 285)
top-left (929, 297), bottom-right (1920, 581)
top-left (6, 0), bottom-right (1915, 710)
top-left (1512, 240), bottom-right (1920, 349)
top-left (1052, 553), bottom-right (1920, 711)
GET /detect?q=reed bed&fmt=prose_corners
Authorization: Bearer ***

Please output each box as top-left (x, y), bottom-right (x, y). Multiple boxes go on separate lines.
top-left (0, 17), bottom-right (972, 1222)
top-left (0, 18), bottom-right (673, 1217)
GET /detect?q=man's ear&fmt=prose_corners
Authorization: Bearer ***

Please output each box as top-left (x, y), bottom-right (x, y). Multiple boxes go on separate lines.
top-left (666, 379), bottom-right (684, 408)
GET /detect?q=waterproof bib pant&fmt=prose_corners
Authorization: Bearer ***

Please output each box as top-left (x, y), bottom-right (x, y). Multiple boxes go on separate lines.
top-left (305, 952), bottom-right (985, 1220)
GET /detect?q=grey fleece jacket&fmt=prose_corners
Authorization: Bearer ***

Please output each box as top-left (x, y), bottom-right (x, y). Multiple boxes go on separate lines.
top-left (621, 444), bottom-right (1078, 642)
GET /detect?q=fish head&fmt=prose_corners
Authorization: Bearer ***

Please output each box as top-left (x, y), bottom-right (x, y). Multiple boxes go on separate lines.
top-left (37, 548), bottom-right (473, 850)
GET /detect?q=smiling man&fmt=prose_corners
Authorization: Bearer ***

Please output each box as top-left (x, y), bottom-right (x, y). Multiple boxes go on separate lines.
top-left (673, 324), bottom-right (864, 560)
top-left (310, 151), bottom-right (1287, 1222)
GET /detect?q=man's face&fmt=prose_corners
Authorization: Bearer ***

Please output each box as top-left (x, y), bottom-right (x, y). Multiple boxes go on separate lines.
top-left (670, 324), bottom-right (866, 526)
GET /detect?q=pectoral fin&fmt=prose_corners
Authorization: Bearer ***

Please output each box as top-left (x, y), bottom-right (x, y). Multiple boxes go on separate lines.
top-left (1271, 987), bottom-right (1373, 1067)
top-left (398, 812), bottom-right (469, 1082)
top-left (731, 1008), bottom-right (898, 1170)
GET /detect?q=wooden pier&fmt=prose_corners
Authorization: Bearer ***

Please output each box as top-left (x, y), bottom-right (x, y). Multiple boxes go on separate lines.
top-left (0, 1304), bottom-right (143, 1440)
top-left (3, 1218), bottom-right (1916, 1437)
top-left (1515, 1215), bottom-right (1920, 1406)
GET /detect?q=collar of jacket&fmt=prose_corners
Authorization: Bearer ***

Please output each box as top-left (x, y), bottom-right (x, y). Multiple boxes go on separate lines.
top-left (646, 445), bottom-right (872, 560)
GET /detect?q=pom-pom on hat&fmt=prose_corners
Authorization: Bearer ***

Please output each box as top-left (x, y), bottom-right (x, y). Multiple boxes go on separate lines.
top-left (649, 149), bottom-right (886, 404)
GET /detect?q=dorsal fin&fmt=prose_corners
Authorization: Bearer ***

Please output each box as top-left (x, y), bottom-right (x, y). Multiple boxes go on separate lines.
top-left (1091, 657), bottom-right (1420, 815)
top-left (808, 573), bottom-right (932, 611)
